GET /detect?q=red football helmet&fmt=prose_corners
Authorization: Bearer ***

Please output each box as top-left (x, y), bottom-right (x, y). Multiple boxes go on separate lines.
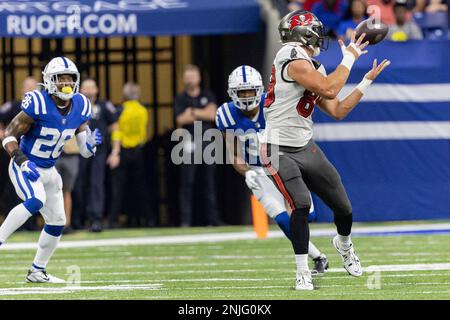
top-left (278, 10), bottom-right (328, 55)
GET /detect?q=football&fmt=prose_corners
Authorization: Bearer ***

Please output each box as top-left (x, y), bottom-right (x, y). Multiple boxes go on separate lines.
top-left (355, 18), bottom-right (389, 45)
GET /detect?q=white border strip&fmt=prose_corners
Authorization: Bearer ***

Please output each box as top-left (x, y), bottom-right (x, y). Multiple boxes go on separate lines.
top-left (314, 121), bottom-right (450, 141)
top-left (338, 83), bottom-right (450, 102)
top-left (1, 223), bottom-right (450, 251)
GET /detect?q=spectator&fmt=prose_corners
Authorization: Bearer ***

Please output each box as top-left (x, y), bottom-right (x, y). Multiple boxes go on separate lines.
top-left (425, 0), bottom-right (448, 12)
top-left (287, 0), bottom-right (305, 12)
top-left (413, 0), bottom-right (427, 12)
top-left (287, 0), bottom-right (324, 12)
top-left (109, 82), bottom-right (152, 228)
top-left (73, 78), bottom-right (120, 232)
top-left (174, 65), bottom-right (221, 227)
top-left (387, 0), bottom-right (423, 40)
top-left (304, 0), bottom-right (322, 11)
top-left (312, 0), bottom-right (348, 37)
top-left (338, 0), bottom-right (368, 39)
top-left (55, 138), bottom-right (79, 233)
top-left (0, 77), bottom-right (38, 229)
top-left (366, 0), bottom-right (413, 25)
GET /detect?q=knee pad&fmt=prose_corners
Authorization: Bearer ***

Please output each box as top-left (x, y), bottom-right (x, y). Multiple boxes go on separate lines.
top-left (44, 224), bottom-right (65, 237)
top-left (23, 198), bottom-right (44, 215)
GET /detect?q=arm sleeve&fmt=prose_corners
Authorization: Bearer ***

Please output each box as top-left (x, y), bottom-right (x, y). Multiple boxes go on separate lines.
top-left (76, 130), bottom-right (95, 158)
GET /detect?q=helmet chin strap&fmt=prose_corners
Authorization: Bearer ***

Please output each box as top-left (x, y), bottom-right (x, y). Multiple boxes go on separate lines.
top-left (312, 47), bottom-right (321, 57)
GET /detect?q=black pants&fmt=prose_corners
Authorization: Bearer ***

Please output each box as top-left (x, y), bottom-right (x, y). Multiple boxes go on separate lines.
top-left (73, 151), bottom-right (107, 227)
top-left (109, 147), bottom-right (152, 226)
top-left (179, 163), bottom-right (220, 226)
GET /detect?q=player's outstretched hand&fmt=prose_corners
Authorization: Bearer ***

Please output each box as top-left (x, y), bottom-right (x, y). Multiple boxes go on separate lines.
top-left (339, 31), bottom-right (369, 60)
top-left (245, 170), bottom-right (261, 190)
top-left (20, 160), bottom-right (40, 182)
top-left (365, 58), bottom-right (391, 81)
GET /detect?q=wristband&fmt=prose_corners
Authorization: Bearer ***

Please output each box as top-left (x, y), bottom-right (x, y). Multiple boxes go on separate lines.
top-left (11, 149), bottom-right (28, 166)
top-left (2, 136), bottom-right (17, 149)
top-left (340, 52), bottom-right (355, 71)
top-left (356, 77), bottom-right (373, 94)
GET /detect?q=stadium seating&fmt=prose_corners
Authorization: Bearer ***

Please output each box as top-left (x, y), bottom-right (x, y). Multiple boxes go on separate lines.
top-left (414, 11), bottom-right (449, 40)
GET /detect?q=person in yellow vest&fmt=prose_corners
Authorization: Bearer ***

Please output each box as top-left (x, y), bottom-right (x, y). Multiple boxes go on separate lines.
top-left (108, 82), bottom-right (151, 228)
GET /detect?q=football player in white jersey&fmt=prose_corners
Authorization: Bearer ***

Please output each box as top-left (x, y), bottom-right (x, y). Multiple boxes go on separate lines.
top-left (0, 57), bottom-right (102, 283)
top-left (260, 11), bottom-right (390, 290)
top-left (216, 65), bottom-right (328, 275)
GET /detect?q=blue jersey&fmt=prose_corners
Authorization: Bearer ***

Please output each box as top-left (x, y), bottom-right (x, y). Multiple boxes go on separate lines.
top-left (19, 90), bottom-right (92, 168)
top-left (215, 94), bottom-right (266, 167)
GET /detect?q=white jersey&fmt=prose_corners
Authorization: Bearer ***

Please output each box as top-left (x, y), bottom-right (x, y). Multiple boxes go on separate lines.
top-left (261, 43), bottom-right (327, 147)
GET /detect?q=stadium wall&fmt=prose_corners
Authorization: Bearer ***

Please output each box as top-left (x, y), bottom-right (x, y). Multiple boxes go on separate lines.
top-left (311, 40), bottom-right (450, 222)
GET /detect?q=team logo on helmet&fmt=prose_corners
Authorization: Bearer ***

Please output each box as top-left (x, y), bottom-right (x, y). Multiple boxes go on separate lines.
top-left (289, 13), bottom-right (314, 31)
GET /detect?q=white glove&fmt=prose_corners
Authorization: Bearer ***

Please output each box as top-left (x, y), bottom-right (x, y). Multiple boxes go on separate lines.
top-left (245, 170), bottom-right (261, 190)
top-left (85, 126), bottom-right (102, 154)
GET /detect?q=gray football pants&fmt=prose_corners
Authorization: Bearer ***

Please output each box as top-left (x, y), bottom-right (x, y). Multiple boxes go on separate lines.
top-left (261, 140), bottom-right (352, 217)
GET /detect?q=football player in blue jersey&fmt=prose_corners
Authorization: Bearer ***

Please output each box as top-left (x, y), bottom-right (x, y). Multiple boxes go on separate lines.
top-left (0, 57), bottom-right (102, 283)
top-left (216, 66), bottom-right (328, 275)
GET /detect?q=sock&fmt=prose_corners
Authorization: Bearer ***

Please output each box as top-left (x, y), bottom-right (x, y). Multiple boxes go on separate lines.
top-left (290, 208), bottom-right (310, 254)
top-left (0, 204), bottom-right (32, 243)
top-left (338, 234), bottom-right (352, 248)
top-left (32, 228), bottom-right (62, 270)
top-left (274, 211), bottom-right (291, 240)
top-left (308, 241), bottom-right (321, 259)
top-left (334, 213), bottom-right (353, 237)
top-left (295, 254), bottom-right (309, 274)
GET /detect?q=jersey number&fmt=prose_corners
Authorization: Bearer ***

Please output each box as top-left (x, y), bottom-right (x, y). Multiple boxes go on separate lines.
top-left (264, 65), bottom-right (276, 108)
top-left (31, 127), bottom-right (76, 159)
top-left (296, 90), bottom-right (319, 118)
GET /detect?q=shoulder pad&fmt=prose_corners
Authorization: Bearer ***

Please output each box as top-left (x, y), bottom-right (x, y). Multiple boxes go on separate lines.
top-left (215, 102), bottom-right (237, 131)
top-left (76, 93), bottom-right (92, 120)
top-left (21, 90), bottom-right (47, 118)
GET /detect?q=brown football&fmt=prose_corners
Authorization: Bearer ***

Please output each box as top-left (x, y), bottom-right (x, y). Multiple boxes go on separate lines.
top-left (355, 19), bottom-right (389, 45)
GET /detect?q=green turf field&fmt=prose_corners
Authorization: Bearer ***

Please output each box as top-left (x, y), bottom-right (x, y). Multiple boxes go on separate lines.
top-left (1, 222), bottom-right (449, 300)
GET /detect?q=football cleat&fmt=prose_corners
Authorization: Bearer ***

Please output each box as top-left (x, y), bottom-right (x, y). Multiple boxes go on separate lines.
top-left (295, 270), bottom-right (314, 290)
top-left (312, 254), bottom-right (329, 276)
top-left (26, 269), bottom-right (66, 283)
top-left (332, 236), bottom-right (363, 277)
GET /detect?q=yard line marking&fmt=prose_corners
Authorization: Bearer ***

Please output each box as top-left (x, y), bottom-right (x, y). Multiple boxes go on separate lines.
top-left (2, 223), bottom-right (450, 250)
top-left (0, 284), bottom-right (163, 296)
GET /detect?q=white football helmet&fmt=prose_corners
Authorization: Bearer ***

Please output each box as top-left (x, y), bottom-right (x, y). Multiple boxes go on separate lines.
top-left (227, 65), bottom-right (264, 111)
top-left (42, 57), bottom-right (80, 101)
